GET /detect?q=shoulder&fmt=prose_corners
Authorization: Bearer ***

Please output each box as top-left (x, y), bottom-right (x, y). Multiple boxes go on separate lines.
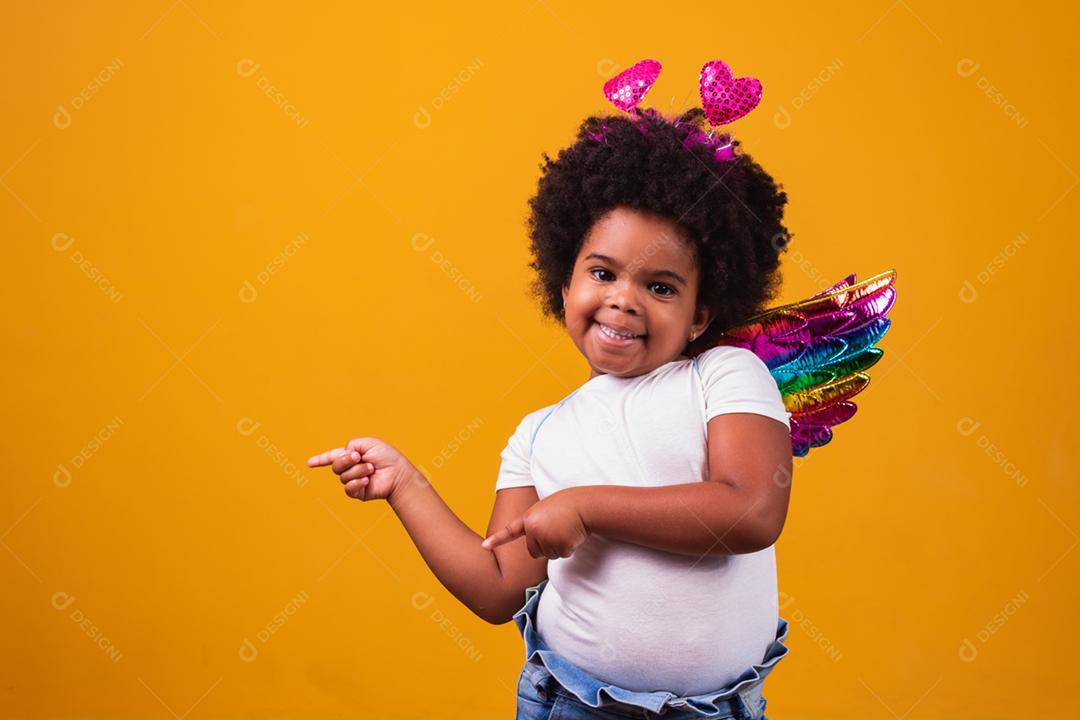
top-left (693, 345), bottom-right (791, 429)
top-left (497, 402), bottom-right (562, 491)
top-left (692, 344), bottom-right (770, 376)
top-left (507, 401), bottom-right (561, 442)
top-left (522, 401), bottom-right (560, 427)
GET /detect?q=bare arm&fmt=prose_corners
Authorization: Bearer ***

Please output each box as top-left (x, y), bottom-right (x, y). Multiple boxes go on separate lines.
top-left (574, 412), bottom-right (793, 557)
top-left (388, 471), bottom-right (546, 624)
top-left (484, 486), bottom-right (549, 623)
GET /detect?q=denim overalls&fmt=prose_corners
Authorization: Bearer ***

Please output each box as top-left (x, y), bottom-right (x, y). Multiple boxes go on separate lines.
top-left (512, 578), bottom-right (791, 720)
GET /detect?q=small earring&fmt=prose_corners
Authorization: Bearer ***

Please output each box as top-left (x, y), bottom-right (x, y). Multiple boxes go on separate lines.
top-left (689, 332), bottom-right (697, 341)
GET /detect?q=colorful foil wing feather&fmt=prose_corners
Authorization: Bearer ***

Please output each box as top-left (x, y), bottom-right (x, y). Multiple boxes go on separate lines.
top-left (705, 270), bottom-right (897, 458)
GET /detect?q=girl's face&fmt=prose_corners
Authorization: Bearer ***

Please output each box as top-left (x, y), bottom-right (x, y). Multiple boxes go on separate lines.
top-left (561, 206), bottom-right (713, 380)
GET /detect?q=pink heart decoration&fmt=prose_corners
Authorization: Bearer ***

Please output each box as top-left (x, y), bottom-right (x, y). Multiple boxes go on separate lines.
top-left (698, 60), bottom-right (762, 126)
top-left (603, 59), bottom-right (662, 113)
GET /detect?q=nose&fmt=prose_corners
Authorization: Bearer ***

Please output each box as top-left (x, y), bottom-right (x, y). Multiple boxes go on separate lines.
top-left (605, 279), bottom-right (640, 314)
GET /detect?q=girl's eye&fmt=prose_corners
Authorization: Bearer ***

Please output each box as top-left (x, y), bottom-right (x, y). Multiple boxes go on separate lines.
top-left (589, 269), bottom-right (676, 297)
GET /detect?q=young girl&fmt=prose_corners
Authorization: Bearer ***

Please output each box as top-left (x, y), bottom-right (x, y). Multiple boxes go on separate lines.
top-left (309, 75), bottom-right (795, 720)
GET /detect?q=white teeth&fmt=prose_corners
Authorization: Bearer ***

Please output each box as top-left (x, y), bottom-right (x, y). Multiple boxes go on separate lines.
top-left (598, 323), bottom-right (640, 340)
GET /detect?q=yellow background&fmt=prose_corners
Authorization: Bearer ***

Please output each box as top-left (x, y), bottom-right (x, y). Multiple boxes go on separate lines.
top-left (3, 1), bottom-right (1077, 717)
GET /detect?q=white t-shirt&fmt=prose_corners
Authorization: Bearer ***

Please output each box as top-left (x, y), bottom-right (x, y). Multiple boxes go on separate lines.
top-left (495, 345), bottom-right (792, 695)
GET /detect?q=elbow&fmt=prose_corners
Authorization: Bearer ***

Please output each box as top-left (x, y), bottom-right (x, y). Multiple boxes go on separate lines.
top-left (744, 476), bottom-right (791, 551)
top-left (481, 609), bottom-right (519, 626)
top-left (475, 597), bottom-right (519, 625)
top-left (756, 517), bottom-right (785, 550)
top-left (477, 608), bottom-right (513, 625)
top-left (473, 602), bottom-right (508, 625)
top-left (710, 523), bottom-right (780, 555)
top-left (716, 497), bottom-right (789, 554)
top-left (718, 521), bottom-right (781, 555)
top-left (752, 504), bottom-right (789, 550)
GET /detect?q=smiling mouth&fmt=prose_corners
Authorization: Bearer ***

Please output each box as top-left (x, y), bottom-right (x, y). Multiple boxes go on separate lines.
top-left (593, 322), bottom-right (646, 346)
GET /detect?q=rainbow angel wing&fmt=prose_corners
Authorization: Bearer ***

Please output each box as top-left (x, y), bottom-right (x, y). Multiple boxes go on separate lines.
top-left (704, 270), bottom-right (897, 458)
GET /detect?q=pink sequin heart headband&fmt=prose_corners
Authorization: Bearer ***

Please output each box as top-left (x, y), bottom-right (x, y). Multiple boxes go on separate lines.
top-left (598, 58), bottom-right (763, 162)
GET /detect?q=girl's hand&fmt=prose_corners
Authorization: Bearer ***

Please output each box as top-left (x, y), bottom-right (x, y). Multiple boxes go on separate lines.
top-left (307, 437), bottom-right (420, 502)
top-left (481, 488), bottom-right (590, 559)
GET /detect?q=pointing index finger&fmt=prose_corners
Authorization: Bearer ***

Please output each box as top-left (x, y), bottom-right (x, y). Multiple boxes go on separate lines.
top-left (307, 447), bottom-right (347, 467)
top-left (481, 516), bottom-right (525, 550)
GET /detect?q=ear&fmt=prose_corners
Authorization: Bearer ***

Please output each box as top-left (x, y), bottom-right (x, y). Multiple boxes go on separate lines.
top-left (561, 283), bottom-right (569, 308)
top-left (691, 304), bottom-right (713, 340)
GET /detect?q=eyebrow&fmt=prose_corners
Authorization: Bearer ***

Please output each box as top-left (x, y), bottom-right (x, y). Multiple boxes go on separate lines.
top-left (583, 252), bottom-right (688, 287)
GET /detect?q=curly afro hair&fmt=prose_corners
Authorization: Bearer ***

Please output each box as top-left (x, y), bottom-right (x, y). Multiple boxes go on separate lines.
top-left (525, 106), bottom-right (793, 355)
